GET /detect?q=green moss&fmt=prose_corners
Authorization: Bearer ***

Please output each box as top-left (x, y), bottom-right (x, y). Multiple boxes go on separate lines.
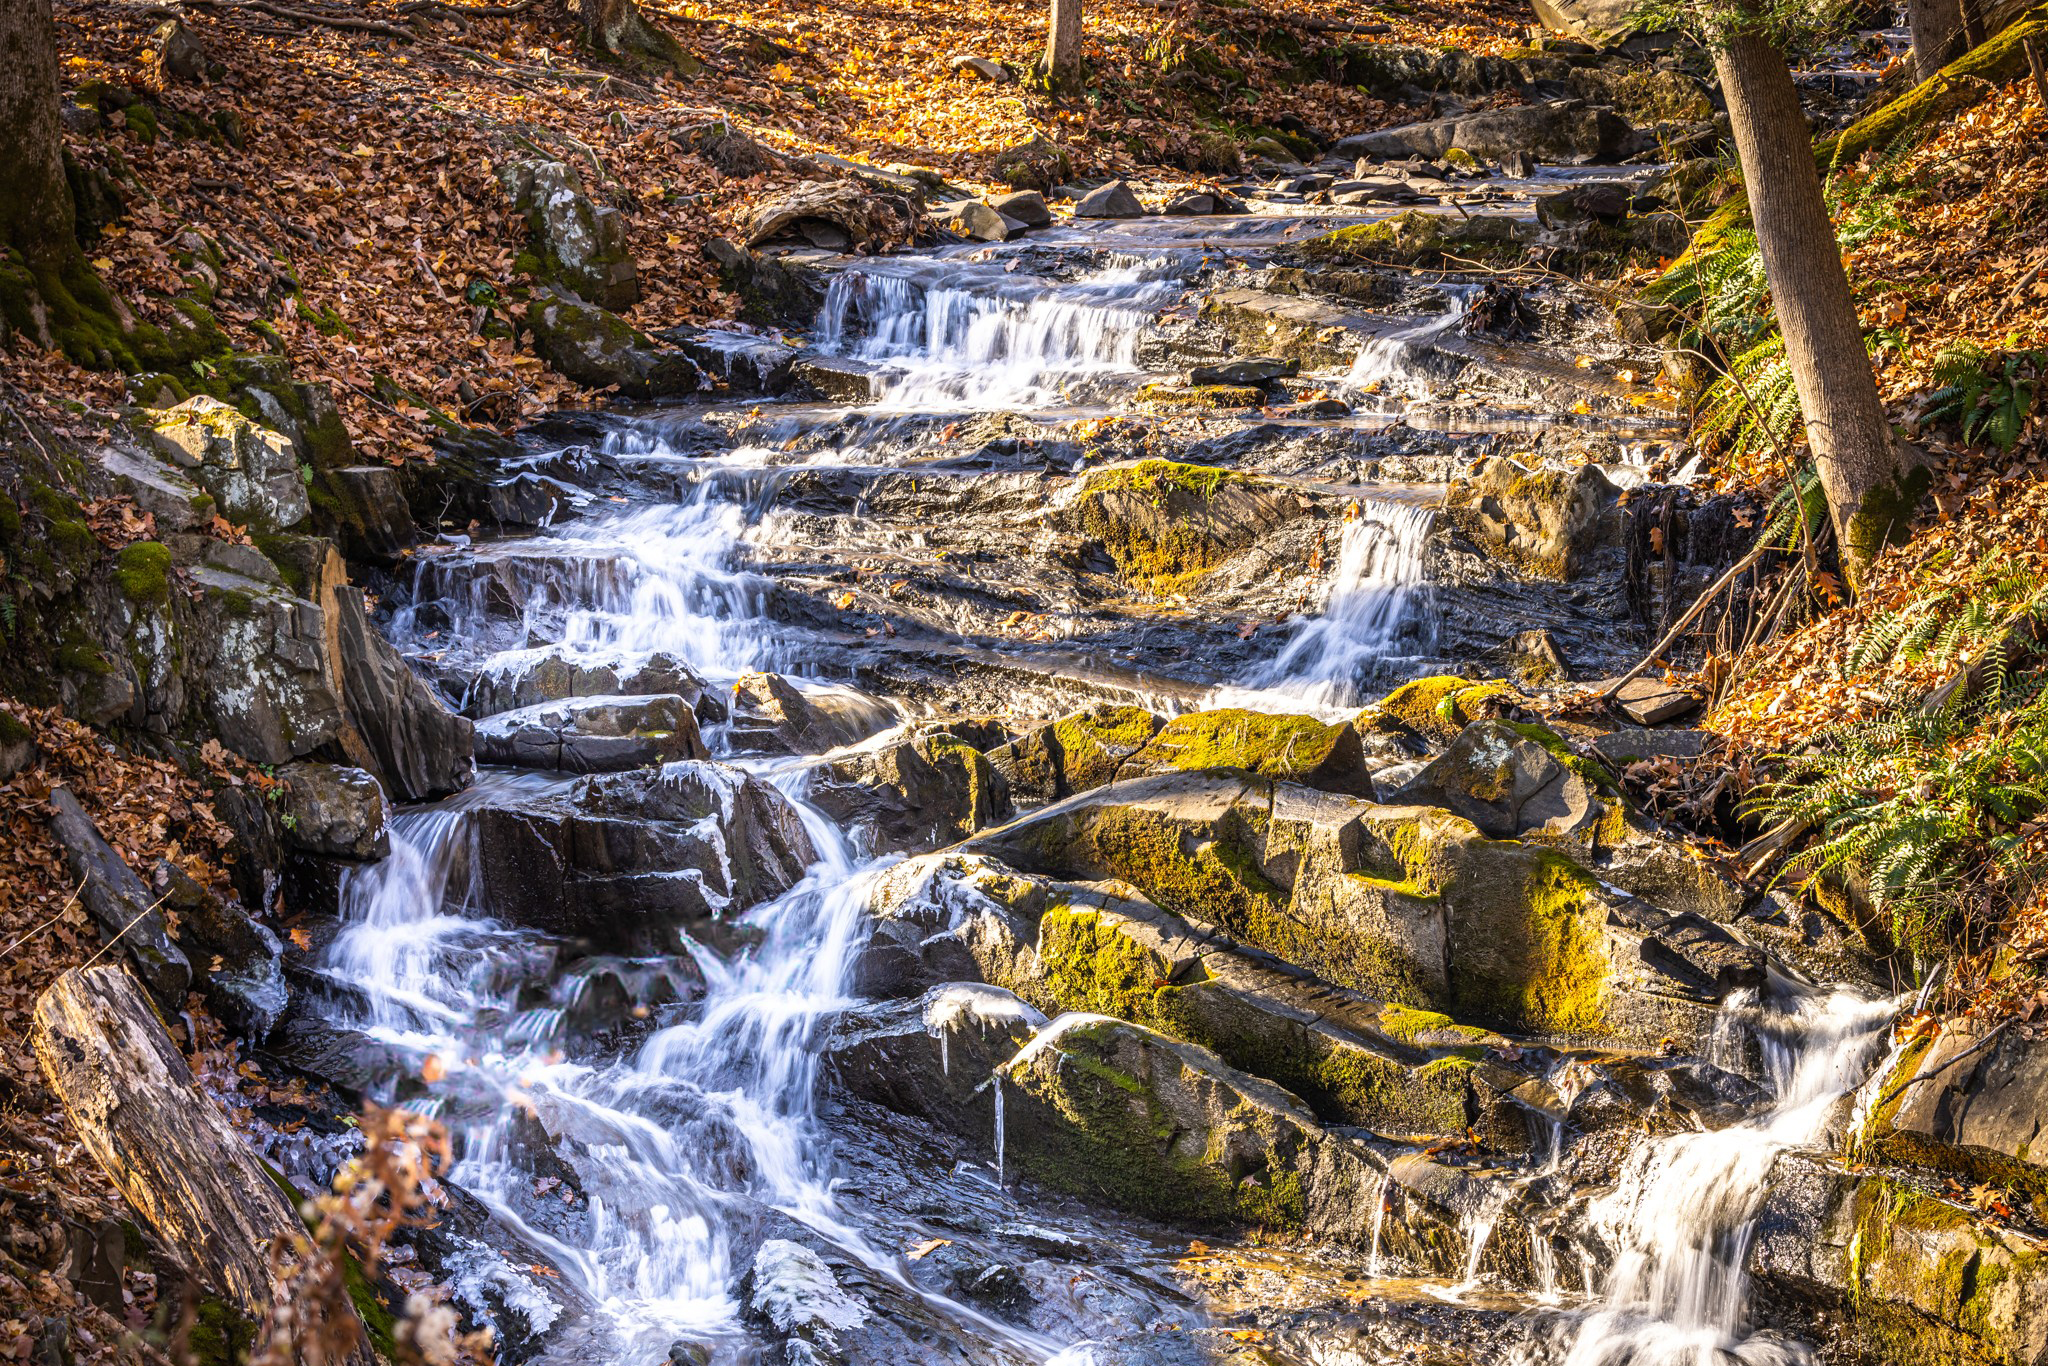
top-left (1373, 1003), bottom-right (1495, 1052)
top-left (250, 533), bottom-right (309, 596)
top-left (1133, 382), bottom-right (1265, 411)
top-left (1450, 849), bottom-right (1608, 1037)
top-left (185, 1297), bottom-right (256, 1366)
top-left (1079, 457), bottom-right (1245, 501)
top-left (293, 297), bottom-right (354, 338)
top-left (1073, 459), bottom-right (1259, 591)
top-left (0, 710), bottom-right (29, 746)
top-left (1295, 211), bottom-right (1525, 268)
top-left (123, 104), bottom-right (159, 144)
top-left (1127, 709), bottom-right (1352, 783)
top-left (114, 539), bottom-right (173, 605)
top-left (1503, 721), bottom-right (1621, 795)
top-left (1368, 675), bottom-right (1521, 745)
top-left (1049, 705), bottom-right (1162, 791)
top-left (56, 635), bottom-right (113, 677)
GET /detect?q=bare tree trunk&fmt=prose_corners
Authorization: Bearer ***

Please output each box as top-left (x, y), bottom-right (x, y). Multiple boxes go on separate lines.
top-left (1715, 31), bottom-right (1923, 588)
top-left (1906, 0), bottom-right (1969, 79)
top-left (0, 0), bottom-right (78, 270)
top-left (1043, 0), bottom-right (1084, 85)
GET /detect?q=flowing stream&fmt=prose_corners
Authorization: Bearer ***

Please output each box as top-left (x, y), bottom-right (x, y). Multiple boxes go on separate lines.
top-left (295, 210), bottom-right (1898, 1366)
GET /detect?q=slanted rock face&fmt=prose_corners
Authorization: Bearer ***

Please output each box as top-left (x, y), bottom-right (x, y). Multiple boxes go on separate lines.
top-left (463, 649), bottom-right (713, 721)
top-left (1064, 460), bottom-right (1314, 592)
top-left (502, 159), bottom-right (640, 311)
top-left (1862, 1021), bottom-right (2048, 1205)
top-left (730, 672), bottom-right (894, 753)
top-left (809, 731), bottom-right (1012, 853)
top-left (1333, 101), bottom-right (1637, 164)
top-left (823, 983), bottom-right (1045, 1129)
top-left (150, 396), bottom-right (310, 533)
top-left (526, 288), bottom-right (702, 400)
top-left (186, 561), bottom-right (345, 765)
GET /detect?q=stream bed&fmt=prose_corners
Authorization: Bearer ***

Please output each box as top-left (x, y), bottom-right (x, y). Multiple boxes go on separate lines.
top-left (267, 206), bottom-right (1907, 1366)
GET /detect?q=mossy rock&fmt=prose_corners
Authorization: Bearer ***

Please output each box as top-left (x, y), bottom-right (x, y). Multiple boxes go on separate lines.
top-left (1070, 459), bottom-right (1310, 592)
top-left (1133, 382), bottom-right (1266, 412)
top-left (114, 539), bottom-right (173, 605)
top-left (1364, 675), bottom-right (1527, 746)
top-left (1294, 211), bottom-right (1530, 268)
top-left (1443, 848), bottom-right (1608, 1038)
top-left (1120, 708), bottom-right (1374, 796)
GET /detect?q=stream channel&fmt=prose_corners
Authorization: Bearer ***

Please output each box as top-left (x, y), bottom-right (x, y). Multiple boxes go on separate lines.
top-left (270, 196), bottom-right (1903, 1366)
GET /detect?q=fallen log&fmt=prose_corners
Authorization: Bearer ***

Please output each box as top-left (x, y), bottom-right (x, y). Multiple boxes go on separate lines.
top-left (30, 963), bottom-right (366, 1354)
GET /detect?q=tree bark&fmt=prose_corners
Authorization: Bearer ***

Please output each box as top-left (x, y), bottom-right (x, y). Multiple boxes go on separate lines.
top-left (1715, 31), bottom-right (1923, 587)
top-left (1907, 0), bottom-right (1970, 79)
top-left (1043, 0), bottom-right (1084, 84)
top-left (577, 0), bottom-right (696, 74)
top-left (0, 0), bottom-right (78, 268)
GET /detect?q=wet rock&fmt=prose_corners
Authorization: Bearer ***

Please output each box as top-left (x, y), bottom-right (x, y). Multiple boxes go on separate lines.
top-left (501, 159), bottom-right (640, 311)
top-left (1189, 357), bottom-right (1298, 387)
top-left (474, 694), bottom-right (709, 774)
top-left (790, 354), bottom-right (882, 404)
top-left (320, 465), bottom-right (419, 565)
top-left (1612, 676), bottom-right (1700, 725)
top-left (1134, 381), bottom-right (1263, 412)
top-left (985, 190), bottom-right (1052, 228)
top-left (1387, 719), bottom-right (1599, 839)
top-left (1364, 675), bottom-right (1530, 747)
top-left (985, 705), bottom-right (1165, 805)
top-left (46, 787), bottom-right (190, 1011)
top-left (1446, 456), bottom-right (1622, 579)
top-left (526, 288), bottom-right (702, 401)
top-left (933, 199), bottom-right (1014, 242)
top-left (663, 327), bottom-right (800, 395)
top-left (1333, 102), bottom-right (1636, 165)
top-left (276, 762), bottom-right (389, 860)
top-left (730, 672), bottom-right (894, 753)
top-left (823, 983), bottom-right (1045, 1126)
top-left (703, 236), bottom-right (827, 328)
top-left (745, 1239), bottom-right (870, 1363)
top-left (1864, 1020), bottom-right (2048, 1198)
top-left (151, 857), bottom-right (288, 1039)
top-left (745, 179), bottom-right (921, 252)
top-left (149, 396), bottom-right (309, 533)
top-left (463, 649), bottom-right (712, 722)
top-left (1118, 709), bottom-right (1376, 798)
top-left (1072, 181), bottom-right (1145, 219)
top-left (809, 731), bottom-right (1013, 853)
top-left (467, 761), bottom-right (815, 951)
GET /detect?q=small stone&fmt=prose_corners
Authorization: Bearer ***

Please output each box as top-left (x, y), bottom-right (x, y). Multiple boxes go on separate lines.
top-left (1501, 150), bottom-right (1536, 178)
top-left (1071, 180), bottom-right (1144, 219)
top-left (948, 54), bottom-right (1012, 82)
top-left (1160, 191), bottom-right (1216, 216)
top-left (1190, 357), bottom-right (1298, 387)
top-left (934, 199), bottom-right (1012, 242)
top-left (1613, 677), bottom-right (1700, 726)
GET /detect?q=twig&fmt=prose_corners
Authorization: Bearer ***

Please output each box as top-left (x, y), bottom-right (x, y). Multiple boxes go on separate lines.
top-left (1599, 538), bottom-right (1774, 703)
top-left (75, 890), bottom-right (180, 974)
top-left (0, 876), bottom-right (90, 961)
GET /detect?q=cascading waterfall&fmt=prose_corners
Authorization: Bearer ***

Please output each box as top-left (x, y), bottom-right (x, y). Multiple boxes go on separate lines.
top-left (1346, 290), bottom-right (1472, 401)
top-left (817, 260), bottom-right (1182, 409)
top-left (1542, 980), bottom-right (1900, 1366)
top-left (1214, 499), bottom-right (1436, 714)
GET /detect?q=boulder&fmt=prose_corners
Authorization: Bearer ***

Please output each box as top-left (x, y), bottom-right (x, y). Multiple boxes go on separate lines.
top-left (319, 465), bottom-right (419, 565)
top-left (966, 772), bottom-right (1759, 1048)
top-left (1387, 719), bottom-right (1600, 839)
top-left (809, 731), bottom-right (1012, 852)
top-left (1446, 456), bottom-right (1622, 578)
top-left (703, 236), bottom-right (828, 328)
top-left (96, 443), bottom-right (216, 533)
top-left (1189, 357), bottom-right (1298, 387)
top-left (1071, 181), bottom-right (1145, 219)
top-left (150, 858), bottom-right (288, 1039)
top-left (1534, 179), bottom-right (1633, 228)
top-left (149, 396), bottom-right (309, 533)
top-left (1117, 709), bottom-right (1376, 797)
top-left (988, 135), bottom-right (1072, 192)
top-left (501, 159), bottom-right (641, 311)
top-left (1364, 675), bottom-right (1529, 746)
top-left (185, 561), bottom-right (345, 766)
top-left (1160, 191), bottom-right (1217, 215)
top-left (464, 760), bottom-right (816, 951)
top-left (1332, 102), bottom-right (1636, 164)
top-left (276, 762), bottom-right (389, 860)
top-left (745, 179), bottom-right (921, 252)
top-left (729, 672), bottom-right (894, 753)
top-left (984, 704), bottom-right (1164, 805)
top-left (473, 693), bottom-right (709, 773)
top-left (149, 18), bottom-right (212, 84)
top-left (789, 355), bottom-right (881, 404)
top-left (1612, 676), bottom-right (1701, 725)
top-left (526, 288), bottom-right (702, 400)
top-left (1863, 1020), bottom-right (2048, 1203)
top-left (46, 787), bottom-right (190, 1011)
top-left (823, 983), bottom-right (1045, 1127)
top-left (933, 199), bottom-right (1014, 242)
top-left (1296, 211), bottom-right (1532, 268)
top-left (463, 649), bottom-right (713, 721)
top-left (986, 190), bottom-right (1052, 227)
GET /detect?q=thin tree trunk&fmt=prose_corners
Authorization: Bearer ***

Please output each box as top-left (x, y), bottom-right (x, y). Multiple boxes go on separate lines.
top-left (1715, 31), bottom-right (1922, 588)
top-left (1043, 0), bottom-right (1084, 84)
top-left (0, 0), bottom-right (77, 268)
top-left (1906, 0), bottom-right (1969, 79)
top-left (577, 0), bottom-right (696, 74)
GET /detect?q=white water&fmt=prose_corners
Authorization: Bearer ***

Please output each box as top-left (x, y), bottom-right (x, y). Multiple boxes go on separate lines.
top-left (1367, 1170), bottom-right (1393, 1279)
top-left (1213, 499), bottom-right (1436, 715)
top-left (1547, 981), bottom-right (1900, 1366)
top-left (1346, 291), bottom-right (1471, 400)
top-left (818, 260), bottom-right (1180, 410)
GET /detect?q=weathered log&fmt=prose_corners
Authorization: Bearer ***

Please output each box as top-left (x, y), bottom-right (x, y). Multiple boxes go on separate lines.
top-left (46, 786), bottom-right (190, 1009)
top-left (29, 965), bottom-right (336, 1335)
